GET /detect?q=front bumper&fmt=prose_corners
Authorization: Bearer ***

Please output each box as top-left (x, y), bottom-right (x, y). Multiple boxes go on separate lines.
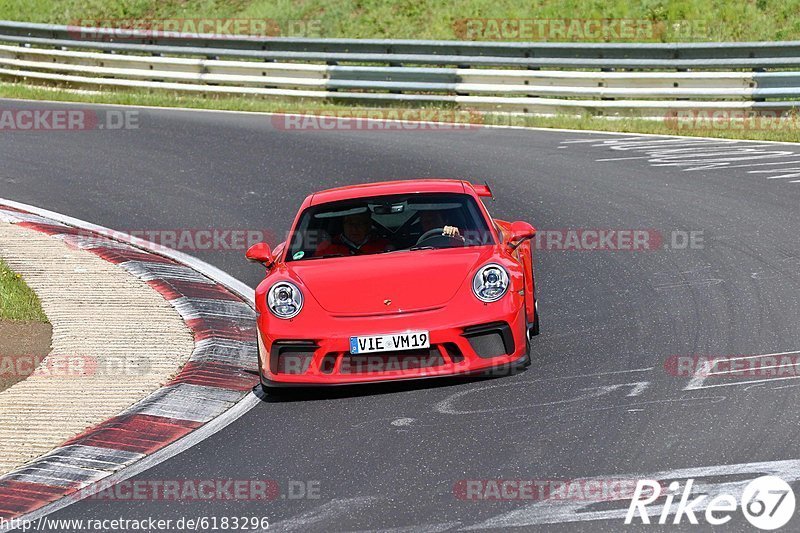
top-left (258, 306), bottom-right (528, 387)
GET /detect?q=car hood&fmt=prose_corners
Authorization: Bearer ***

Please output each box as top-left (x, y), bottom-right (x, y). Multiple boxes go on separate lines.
top-left (289, 247), bottom-right (492, 315)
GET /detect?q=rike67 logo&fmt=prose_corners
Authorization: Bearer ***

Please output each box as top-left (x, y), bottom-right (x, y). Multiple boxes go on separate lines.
top-left (626, 476), bottom-right (795, 530)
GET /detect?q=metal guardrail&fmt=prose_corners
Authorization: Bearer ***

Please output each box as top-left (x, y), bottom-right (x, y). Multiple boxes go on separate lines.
top-left (0, 20), bottom-right (799, 117)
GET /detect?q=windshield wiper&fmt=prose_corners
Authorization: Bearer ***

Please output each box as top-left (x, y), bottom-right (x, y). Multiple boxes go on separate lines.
top-left (409, 246), bottom-right (436, 251)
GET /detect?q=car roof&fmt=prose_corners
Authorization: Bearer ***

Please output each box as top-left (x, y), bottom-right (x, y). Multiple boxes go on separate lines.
top-left (308, 179), bottom-right (469, 206)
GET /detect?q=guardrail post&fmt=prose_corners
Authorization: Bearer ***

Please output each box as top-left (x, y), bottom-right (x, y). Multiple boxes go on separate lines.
top-left (753, 67), bottom-right (766, 102)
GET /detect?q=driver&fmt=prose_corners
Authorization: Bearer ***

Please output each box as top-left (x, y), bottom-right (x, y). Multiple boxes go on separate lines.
top-left (418, 210), bottom-right (463, 239)
top-left (314, 211), bottom-right (389, 256)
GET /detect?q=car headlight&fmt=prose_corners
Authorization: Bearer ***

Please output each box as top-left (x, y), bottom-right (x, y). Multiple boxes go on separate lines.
top-left (472, 264), bottom-right (509, 302)
top-left (267, 281), bottom-right (303, 319)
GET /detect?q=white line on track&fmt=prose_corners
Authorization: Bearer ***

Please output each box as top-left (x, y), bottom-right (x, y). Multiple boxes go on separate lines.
top-left (717, 157), bottom-right (800, 169)
top-left (528, 367), bottom-right (654, 382)
top-left (595, 156), bottom-right (650, 161)
top-left (349, 522), bottom-right (461, 533)
top-left (435, 368), bottom-right (654, 416)
top-left (684, 350), bottom-right (800, 391)
top-left (562, 136), bottom-right (800, 181)
top-left (462, 459), bottom-right (800, 528)
top-left (263, 497), bottom-right (379, 532)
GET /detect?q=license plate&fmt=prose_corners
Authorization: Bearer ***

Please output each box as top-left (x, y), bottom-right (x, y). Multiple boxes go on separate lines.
top-left (349, 331), bottom-right (429, 354)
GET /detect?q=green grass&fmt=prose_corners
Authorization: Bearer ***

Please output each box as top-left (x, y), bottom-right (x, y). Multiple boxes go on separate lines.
top-left (1, 0), bottom-right (800, 42)
top-left (2, 81), bottom-right (800, 143)
top-left (0, 259), bottom-right (48, 323)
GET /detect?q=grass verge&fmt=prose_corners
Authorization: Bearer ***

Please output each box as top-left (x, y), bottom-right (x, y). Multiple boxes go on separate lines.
top-left (1, 81), bottom-right (800, 143)
top-left (0, 258), bottom-right (48, 323)
top-left (1, 0), bottom-right (800, 42)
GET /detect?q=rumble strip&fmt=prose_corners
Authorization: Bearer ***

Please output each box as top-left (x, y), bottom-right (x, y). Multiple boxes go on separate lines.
top-left (0, 203), bottom-right (258, 521)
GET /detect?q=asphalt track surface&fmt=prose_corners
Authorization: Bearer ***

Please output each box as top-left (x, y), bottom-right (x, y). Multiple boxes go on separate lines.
top-left (2, 99), bottom-right (800, 532)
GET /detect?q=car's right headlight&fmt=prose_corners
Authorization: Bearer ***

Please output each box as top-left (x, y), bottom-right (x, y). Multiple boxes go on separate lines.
top-left (472, 264), bottom-right (509, 302)
top-left (267, 281), bottom-right (303, 319)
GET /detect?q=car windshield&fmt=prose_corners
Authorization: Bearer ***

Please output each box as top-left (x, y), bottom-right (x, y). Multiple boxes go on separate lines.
top-left (286, 192), bottom-right (494, 261)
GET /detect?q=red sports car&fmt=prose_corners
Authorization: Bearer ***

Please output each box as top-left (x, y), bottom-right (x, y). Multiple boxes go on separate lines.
top-left (246, 179), bottom-right (539, 388)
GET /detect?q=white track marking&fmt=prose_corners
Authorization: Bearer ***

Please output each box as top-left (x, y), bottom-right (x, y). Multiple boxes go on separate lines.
top-left (264, 497), bottom-right (379, 532)
top-left (684, 350), bottom-right (800, 391)
top-left (718, 157), bottom-right (800, 169)
top-left (751, 168), bottom-right (800, 179)
top-left (626, 382), bottom-right (650, 396)
top-left (349, 522), bottom-right (460, 533)
top-left (462, 459), bottom-right (800, 529)
top-left (770, 382), bottom-right (800, 391)
top-left (708, 361), bottom-right (800, 376)
top-left (683, 358), bottom-right (716, 391)
top-left (562, 137), bottom-right (800, 182)
top-left (698, 350), bottom-right (800, 364)
top-left (539, 396), bottom-right (727, 419)
top-left (688, 374), bottom-right (800, 390)
top-left (525, 367), bottom-right (654, 382)
top-left (436, 380), bottom-right (652, 416)
top-left (595, 156), bottom-right (649, 161)
top-left (652, 279), bottom-right (724, 290)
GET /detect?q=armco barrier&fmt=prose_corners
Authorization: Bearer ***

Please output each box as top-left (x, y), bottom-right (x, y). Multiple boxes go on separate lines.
top-left (0, 20), bottom-right (799, 117)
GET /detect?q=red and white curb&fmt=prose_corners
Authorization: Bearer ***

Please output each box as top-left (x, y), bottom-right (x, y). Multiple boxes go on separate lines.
top-left (0, 200), bottom-right (260, 525)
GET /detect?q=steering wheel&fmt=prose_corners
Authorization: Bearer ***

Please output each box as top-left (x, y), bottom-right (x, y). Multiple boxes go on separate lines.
top-left (415, 227), bottom-right (463, 247)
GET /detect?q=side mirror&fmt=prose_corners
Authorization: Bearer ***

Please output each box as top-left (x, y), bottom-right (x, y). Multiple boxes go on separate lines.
top-left (246, 242), bottom-right (273, 267)
top-left (507, 221), bottom-right (536, 250)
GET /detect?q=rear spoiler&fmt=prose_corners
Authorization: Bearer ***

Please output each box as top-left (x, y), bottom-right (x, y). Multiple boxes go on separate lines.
top-left (471, 181), bottom-right (494, 200)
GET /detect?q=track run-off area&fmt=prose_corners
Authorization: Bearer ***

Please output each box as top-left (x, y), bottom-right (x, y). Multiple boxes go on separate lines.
top-left (2, 99), bottom-right (800, 531)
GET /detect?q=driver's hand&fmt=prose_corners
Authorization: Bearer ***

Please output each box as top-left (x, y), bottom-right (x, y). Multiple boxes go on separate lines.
top-left (442, 225), bottom-right (462, 238)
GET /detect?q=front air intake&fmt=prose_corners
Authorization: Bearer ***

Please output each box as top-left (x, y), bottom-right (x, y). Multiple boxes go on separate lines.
top-left (462, 322), bottom-right (514, 358)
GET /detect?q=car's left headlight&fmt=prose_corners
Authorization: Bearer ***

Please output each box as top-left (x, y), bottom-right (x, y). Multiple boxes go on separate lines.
top-left (472, 264), bottom-right (510, 302)
top-left (267, 281), bottom-right (303, 319)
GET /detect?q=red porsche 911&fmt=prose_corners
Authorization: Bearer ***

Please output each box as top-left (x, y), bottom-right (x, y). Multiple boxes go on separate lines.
top-left (246, 179), bottom-right (539, 388)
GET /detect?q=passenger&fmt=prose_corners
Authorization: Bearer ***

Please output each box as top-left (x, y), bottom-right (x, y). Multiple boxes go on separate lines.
top-left (314, 211), bottom-right (389, 256)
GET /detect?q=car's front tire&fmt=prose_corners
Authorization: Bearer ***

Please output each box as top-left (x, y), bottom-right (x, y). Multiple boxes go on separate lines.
top-left (521, 336), bottom-right (532, 368)
top-left (529, 302), bottom-right (540, 338)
